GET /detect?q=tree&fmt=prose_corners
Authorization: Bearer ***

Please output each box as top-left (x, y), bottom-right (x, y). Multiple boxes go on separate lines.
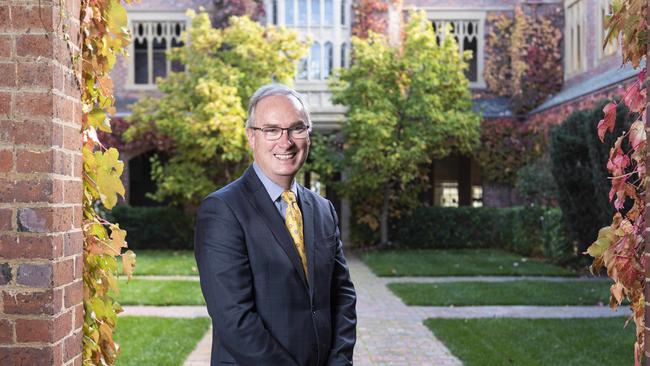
top-left (326, 11), bottom-right (480, 245)
top-left (125, 12), bottom-right (308, 206)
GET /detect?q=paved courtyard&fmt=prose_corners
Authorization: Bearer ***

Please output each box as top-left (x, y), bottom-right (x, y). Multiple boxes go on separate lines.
top-left (122, 255), bottom-right (629, 365)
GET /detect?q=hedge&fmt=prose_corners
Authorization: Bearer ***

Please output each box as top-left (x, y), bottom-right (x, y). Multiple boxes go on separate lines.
top-left (396, 206), bottom-right (574, 262)
top-left (106, 205), bottom-right (195, 250)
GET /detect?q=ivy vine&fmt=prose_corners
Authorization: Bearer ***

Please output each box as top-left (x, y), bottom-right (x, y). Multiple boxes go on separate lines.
top-left (586, 0), bottom-right (647, 364)
top-left (75, 0), bottom-right (135, 364)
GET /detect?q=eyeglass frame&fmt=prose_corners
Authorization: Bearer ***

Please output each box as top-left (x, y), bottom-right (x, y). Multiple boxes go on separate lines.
top-left (248, 124), bottom-right (311, 141)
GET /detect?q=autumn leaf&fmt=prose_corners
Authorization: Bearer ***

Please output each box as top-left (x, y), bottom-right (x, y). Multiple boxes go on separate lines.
top-left (94, 148), bottom-right (125, 209)
top-left (628, 120), bottom-right (646, 149)
top-left (586, 226), bottom-right (618, 258)
top-left (597, 102), bottom-right (617, 142)
top-left (121, 250), bottom-right (136, 280)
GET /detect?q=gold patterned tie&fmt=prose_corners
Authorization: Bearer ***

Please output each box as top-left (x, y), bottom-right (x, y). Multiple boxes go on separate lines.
top-left (281, 190), bottom-right (308, 280)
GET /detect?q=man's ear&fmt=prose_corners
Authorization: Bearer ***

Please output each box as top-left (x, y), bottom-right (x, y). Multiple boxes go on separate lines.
top-left (245, 128), bottom-right (255, 150)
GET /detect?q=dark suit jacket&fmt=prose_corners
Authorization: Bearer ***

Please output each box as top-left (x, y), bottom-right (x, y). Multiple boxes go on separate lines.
top-left (194, 165), bottom-right (357, 366)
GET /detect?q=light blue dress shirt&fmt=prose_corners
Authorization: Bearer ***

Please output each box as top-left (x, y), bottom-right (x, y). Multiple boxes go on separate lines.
top-left (252, 161), bottom-right (298, 220)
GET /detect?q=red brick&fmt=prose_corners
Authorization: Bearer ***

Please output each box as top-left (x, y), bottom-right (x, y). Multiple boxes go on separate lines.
top-left (73, 304), bottom-right (83, 329)
top-left (73, 255), bottom-right (82, 278)
top-left (0, 346), bottom-right (55, 365)
top-left (0, 179), bottom-right (55, 204)
top-left (0, 233), bottom-right (63, 259)
top-left (15, 92), bottom-right (53, 119)
top-left (0, 92), bottom-right (10, 119)
top-left (2, 289), bottom-right (58, 315)
top-left (54, 150), bottom-right (72, 176)
top-left (53, 258), bottom-right (74, 287)
top-left (11, 5), bottom-right (54, 33)
top-left (63, 231), bottom-right (82, 256)
top-left (16, 206), bottom-right (73, 233)
top-left (16, 148), bottom-right (54, 173)
top-left (0, 149), bottom-right (12, 173)
top-left (63, 126), bottom-right (81, 151)
top-left (72, 153), bottom-right (82, 178)
top-left (63, 180), bottom-right (82, 205)
top-left (63, 281), bottom-right (82, 308)
top-left (0, 209), bottom-right (12, 230)
top-left (0, 120), bottom-right (15, 143)
top-left (63, 331), bottom-right (82, 362)
top-left (16, 34), bottom-right (53, 59)
top-left (17, 61), bottom-right (53, 89)
top-left (13, 121), bottom-right (61, 146)
top-left (17, 263), bottom-right (52, 288)
top-left (0, 63), bottom-right (16, 88)
top-left (72, 205), bottom-right (82, 228)
top-left (15, 317), bottom-right (50, 342)
top-left (0, 7), bottom-right (9, 33)
top-left (0, 319), bottom-right (13, 344)
top-left (0, 35), bottom-right (11, 59)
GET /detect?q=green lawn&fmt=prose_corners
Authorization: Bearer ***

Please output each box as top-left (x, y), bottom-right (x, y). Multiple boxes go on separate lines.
top-left (114, 279), bottom-right (205, 306)
top-left (388, 280), bottom-right (613, 306)
top-left (361, 249), bottom-right (576, 277)
top-left (426, 317), bottom-right (634, 366)
top-left (115, 316), bottom-right (211, 366)
top-left (119, 250), bottom-right (198, 276)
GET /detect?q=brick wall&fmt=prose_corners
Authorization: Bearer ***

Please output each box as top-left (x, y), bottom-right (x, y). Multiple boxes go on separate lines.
top-left (0, 0), bottom-right (84, 365)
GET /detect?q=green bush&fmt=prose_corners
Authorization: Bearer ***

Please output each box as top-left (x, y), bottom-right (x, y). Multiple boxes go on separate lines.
top-left (107, 205), bottom-right (195, 250)
top-left (550, 100), bottom-right (634, 253)
top-left (515, 153), bottom-right (558, 206)
top-left (396, 206), bottom-right (574, 261)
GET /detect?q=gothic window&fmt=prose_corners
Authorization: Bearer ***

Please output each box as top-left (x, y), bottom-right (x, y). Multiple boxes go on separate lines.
top-left (311, 0), bottom-right (320, 25)
top-left (298, 0), bottom-right (307, 26)
top-left (286, 0), bottom-right (295, 26)
top-left (310, 42), bottom-right (321, 79)
top-left (130, 19), bottom-right (186, 86)
top-left (324, 0), bottom-right (333, 25)
top-left (431, 19), bottom-right (480, 83)
top-left (341, 0), bottom-right (346, 25)
top-left (298, 57), bottom-right (308, 80)
top-left (565, 0), bottom-right (586, 76)
top-left (598, 0), bottom-right (617, 59)
top-left (324, 42), bottom-right (333, 78)
top-left (272, 0), bottom-right (278, 24)
top-left (340, 42), bottom-right (348, 68)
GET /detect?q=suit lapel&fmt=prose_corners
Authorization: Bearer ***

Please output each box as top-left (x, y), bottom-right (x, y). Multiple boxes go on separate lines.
top-left (242, 166), bottom-right (309, 290)
top-left (298, 185), bottom-right (315, 297)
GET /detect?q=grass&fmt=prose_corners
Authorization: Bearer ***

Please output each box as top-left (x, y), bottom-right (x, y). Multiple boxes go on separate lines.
top-left (388, 280), bottom-right (613, 306)
top-left (114, 279), bottom-right (205, 306)
top-left (119, 250), bottom-right (198, 276)
top-left (361, 249), bottom-right (576, 277)
top-left (426, 317), bottom-right (634, 366)
top-left (115, 316), bottom-right (211, 366)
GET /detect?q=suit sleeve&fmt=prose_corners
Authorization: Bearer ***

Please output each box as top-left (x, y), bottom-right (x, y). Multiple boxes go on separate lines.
top-left (194, 196), bottom-right (299, 366)
top-left (326, 201), bottom-right (357, 366)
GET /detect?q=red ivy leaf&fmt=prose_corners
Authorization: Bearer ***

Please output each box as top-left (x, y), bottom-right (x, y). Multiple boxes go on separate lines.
top-left (598, 102), bottom-right (618, 142)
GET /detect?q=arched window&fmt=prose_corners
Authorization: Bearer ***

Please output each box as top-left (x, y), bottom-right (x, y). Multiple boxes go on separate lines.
top-left (310, 42), bottom-right (321, 79)
top-left (285, 0), bottom-right (295, 26)
top-left (298, 57), bottom-right (308, 80)
top-left (272, 0), bottom-right (278, 24)
top-left (298, 0), bottom-right (307, 26)
top-left (311, 0), bottom-right (320, 25)
top-left (340, 0), bottom-right (346, 25)
top-left (324, 42), bottom-right (333, 78)
top-left (340, 42), bottom-right (347, 68)
top-left (324, 0), bottom-right (333, 25)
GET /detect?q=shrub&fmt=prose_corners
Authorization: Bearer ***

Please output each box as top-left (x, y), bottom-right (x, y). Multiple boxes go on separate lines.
top-left (396, 206), bottom-right (574, 261)
top-left (549, 101), bottom-right (634, 253)
top-left (515, 152), bottom-right (558, 206)
top-left (107, 205), bottom-right (195, 250)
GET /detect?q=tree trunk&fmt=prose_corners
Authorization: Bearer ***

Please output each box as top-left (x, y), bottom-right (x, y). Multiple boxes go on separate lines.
top-left (380, 184), bottom-right (390, 246)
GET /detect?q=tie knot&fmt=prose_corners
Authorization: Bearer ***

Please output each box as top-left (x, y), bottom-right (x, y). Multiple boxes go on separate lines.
top-left (281, 190), bottom-right (297, 205)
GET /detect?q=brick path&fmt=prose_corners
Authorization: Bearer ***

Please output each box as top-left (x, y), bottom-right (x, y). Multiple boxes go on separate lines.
top-left (121, 255), bottom-right (629, 365)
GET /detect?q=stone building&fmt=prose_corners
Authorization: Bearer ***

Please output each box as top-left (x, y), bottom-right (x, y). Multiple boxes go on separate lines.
top-left (110, 0), bottom-right (634, 209)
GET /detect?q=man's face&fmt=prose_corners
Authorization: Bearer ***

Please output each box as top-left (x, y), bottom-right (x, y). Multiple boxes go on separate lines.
top-left (246, 94), bottom-right (310, 187)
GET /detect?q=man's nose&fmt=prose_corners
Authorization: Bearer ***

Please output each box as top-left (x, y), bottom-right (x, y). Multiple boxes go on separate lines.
top-left (277, 129), bottom-right (294, 146)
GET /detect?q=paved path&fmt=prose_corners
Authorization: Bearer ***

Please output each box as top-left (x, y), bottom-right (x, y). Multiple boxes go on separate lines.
top-left (121, 256), bottom-right (629, 366)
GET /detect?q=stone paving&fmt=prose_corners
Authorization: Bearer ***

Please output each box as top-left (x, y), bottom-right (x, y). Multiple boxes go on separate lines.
top-left (121, 255), bottom-right (630, 366)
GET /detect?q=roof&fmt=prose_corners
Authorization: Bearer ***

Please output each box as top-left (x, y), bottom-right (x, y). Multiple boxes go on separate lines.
top-left (530, 60), bottom-right (645, 114)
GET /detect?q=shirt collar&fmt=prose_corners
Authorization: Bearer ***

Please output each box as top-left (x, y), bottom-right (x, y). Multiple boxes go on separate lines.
top-left (252, 161), bottom-right (298, 203)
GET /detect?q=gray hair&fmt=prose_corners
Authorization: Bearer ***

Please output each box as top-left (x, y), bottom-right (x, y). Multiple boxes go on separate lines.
top-left (245, 83), bottom-right (312, 129)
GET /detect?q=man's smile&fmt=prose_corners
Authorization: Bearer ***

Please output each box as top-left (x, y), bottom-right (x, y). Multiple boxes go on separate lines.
top-left (274, 152), bottom-right (297, 160)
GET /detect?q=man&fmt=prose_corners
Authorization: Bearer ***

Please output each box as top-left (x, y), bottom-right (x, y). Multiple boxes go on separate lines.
top-left (194, 83), bottom-right (357, 366)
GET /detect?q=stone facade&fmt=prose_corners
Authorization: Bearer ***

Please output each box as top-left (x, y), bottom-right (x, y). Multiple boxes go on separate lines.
top-left (0, 0), bottom-right (84, 365)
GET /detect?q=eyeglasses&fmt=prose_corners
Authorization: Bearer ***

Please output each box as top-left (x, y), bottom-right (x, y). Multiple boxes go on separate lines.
top-left (249, 125), bottom-right (310, 141)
